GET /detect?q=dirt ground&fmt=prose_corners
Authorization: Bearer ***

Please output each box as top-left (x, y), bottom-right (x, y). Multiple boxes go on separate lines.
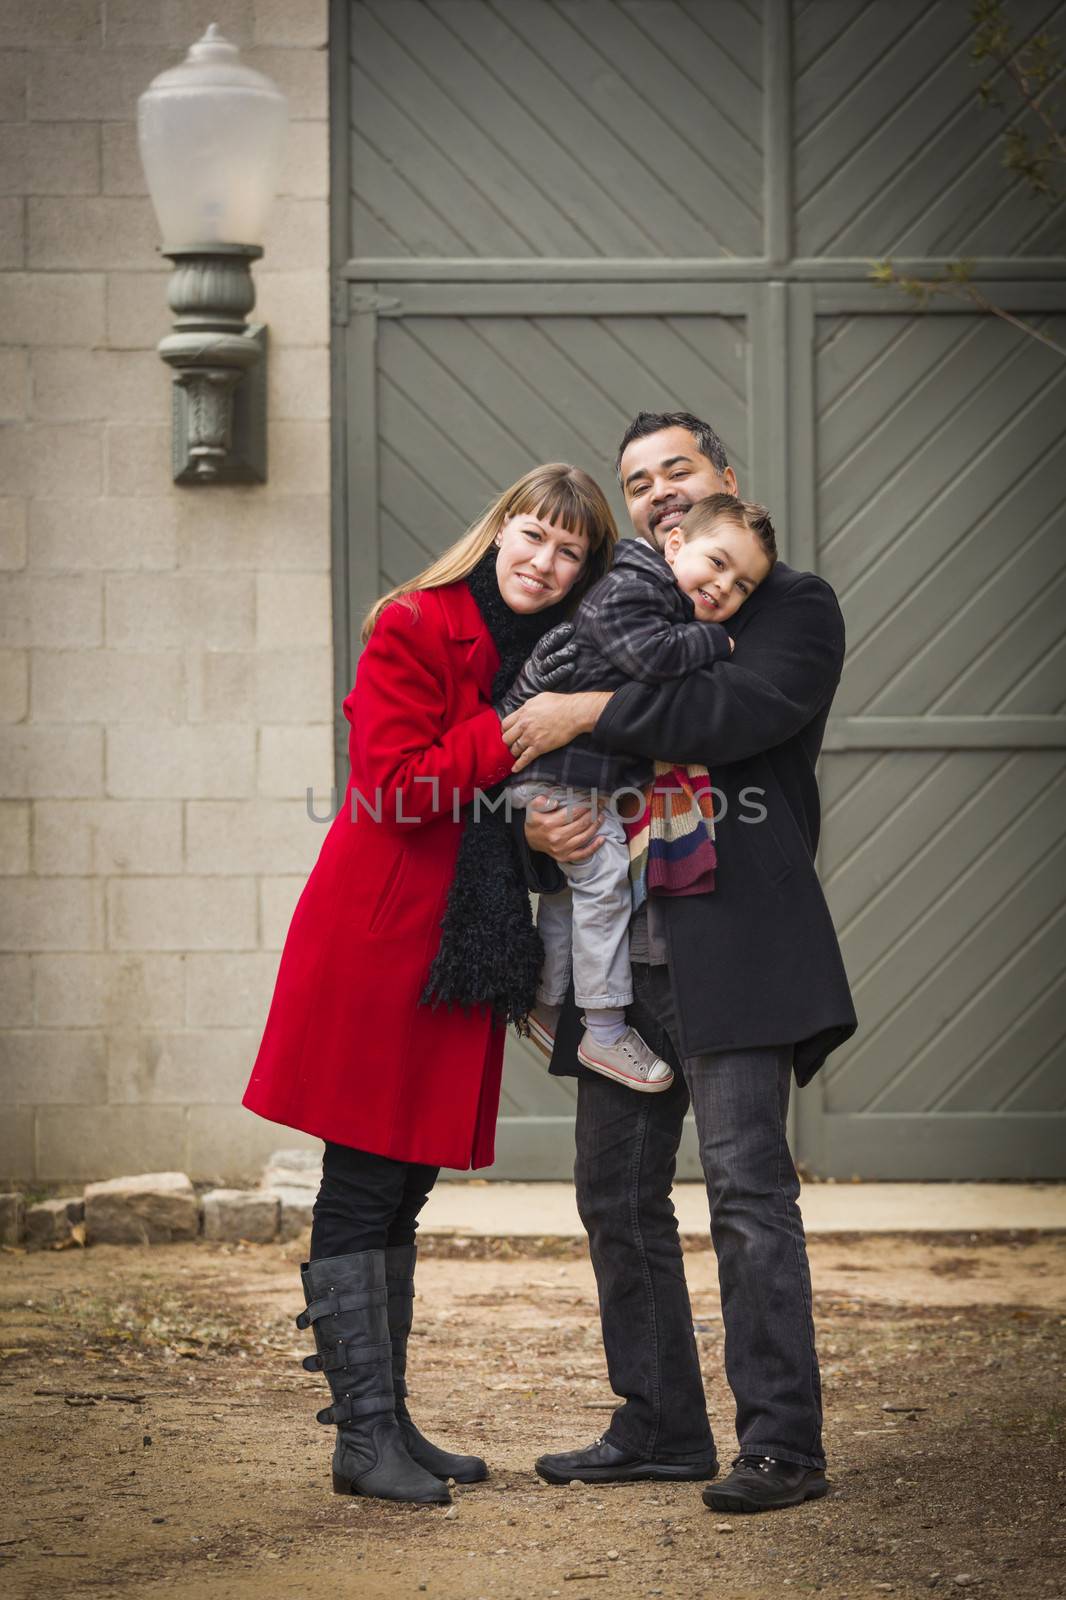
top-left (1, 1232), bottom-right (1064, 1600)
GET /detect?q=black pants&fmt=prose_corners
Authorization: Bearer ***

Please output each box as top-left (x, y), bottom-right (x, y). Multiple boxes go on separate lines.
top-left (575, 962), bottom-right (824, 1471)
top-left (309, 1142), bottom-right (440, 1261)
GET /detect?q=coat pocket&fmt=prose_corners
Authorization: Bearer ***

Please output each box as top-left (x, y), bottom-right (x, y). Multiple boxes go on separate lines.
top-left (739, 773), bottom-right (794, 887)
top-left (754, 811), bottom-right (793, 885)
top-left (367, 850), bottom-right (411, 935)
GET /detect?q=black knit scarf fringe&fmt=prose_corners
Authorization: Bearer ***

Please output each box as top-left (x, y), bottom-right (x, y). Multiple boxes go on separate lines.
top-left (419, 549), bottom-right (569, 1029)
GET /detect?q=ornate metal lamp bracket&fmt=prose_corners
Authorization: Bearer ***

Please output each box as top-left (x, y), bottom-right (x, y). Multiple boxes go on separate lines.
top-left (158, 242), bottom-right (268, 485)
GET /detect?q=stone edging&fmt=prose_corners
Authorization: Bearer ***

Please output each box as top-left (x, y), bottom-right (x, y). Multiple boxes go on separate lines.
top-left (0, 1152), bottom-right (321, 1250)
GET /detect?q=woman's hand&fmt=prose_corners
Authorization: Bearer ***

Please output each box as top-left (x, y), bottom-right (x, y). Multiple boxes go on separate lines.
top-left (524, 793), bottom-right (606, 864)
top-left (502, 690), bottom-right (613, 774)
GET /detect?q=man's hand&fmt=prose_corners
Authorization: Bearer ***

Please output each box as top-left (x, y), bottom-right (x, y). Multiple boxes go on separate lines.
top-left (523, 794), bottom-right (606, 864)
top-left (502, 690), bottom-right (613, 774)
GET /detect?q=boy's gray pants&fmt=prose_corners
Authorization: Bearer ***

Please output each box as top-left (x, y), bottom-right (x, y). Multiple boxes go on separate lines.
top-left (509, 781), bottom-right (633, 1011)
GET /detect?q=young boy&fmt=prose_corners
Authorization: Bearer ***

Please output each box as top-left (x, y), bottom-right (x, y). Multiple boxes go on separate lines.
top-left (502, 493), bottom-right (776, 1093)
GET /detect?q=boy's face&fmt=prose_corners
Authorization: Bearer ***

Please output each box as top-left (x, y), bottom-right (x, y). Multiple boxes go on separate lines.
top-left (663, 521), bottom-right (771, 622)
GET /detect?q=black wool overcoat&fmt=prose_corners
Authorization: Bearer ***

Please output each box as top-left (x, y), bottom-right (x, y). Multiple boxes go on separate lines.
top-left (520, 560), bottom-right (858, 1086)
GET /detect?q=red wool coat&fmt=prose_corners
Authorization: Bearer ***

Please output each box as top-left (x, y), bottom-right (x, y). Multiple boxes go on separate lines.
top-left (242, 581), bottom-right (517, 1170)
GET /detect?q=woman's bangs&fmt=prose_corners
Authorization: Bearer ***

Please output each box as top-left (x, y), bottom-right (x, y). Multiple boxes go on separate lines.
top-left (526, 480), bottom-right (603, 547)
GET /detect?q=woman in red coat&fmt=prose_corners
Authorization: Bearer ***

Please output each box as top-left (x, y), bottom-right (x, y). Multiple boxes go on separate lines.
top-left (243, 464), bottom-right (617, 1506)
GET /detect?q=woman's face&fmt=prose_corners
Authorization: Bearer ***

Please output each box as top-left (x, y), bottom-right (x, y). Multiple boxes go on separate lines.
top-left (495, 511), bottom-right (589, 613)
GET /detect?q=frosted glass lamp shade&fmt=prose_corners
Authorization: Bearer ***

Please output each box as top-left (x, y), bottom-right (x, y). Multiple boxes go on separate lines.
top-left (137, 24), bottom-right (288, 249)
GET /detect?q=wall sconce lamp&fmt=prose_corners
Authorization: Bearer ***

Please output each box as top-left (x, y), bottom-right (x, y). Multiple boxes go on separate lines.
top-left (137, 25), bottom-right (288, 484)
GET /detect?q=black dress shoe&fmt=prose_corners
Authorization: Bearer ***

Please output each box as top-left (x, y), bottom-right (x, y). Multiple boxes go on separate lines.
top-left (535, 1435), bottom-right (718, 1485)
top-left (703, 1454), bottom-right (829, 1513)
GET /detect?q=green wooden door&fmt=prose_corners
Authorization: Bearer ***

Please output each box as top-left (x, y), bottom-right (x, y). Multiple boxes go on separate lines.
top-left (332, 0), bottom-right (1066, 1177)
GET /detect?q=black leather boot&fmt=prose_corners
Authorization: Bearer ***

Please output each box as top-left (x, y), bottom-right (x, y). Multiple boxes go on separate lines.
top-left (385, 1244), bottom-right (488, 1484)
top-left (298, 1250), bottom-right (450, 1504)
top-left (703, 1454), bottom-right (829, 1513)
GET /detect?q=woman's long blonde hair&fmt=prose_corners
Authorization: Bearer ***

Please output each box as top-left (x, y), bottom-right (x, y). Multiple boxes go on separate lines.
top-left (361, 463), bottom-right (619, 642)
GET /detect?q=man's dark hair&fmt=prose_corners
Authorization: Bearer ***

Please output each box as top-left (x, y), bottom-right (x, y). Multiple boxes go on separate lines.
top-left (615, 410), bottom-right (730, 480)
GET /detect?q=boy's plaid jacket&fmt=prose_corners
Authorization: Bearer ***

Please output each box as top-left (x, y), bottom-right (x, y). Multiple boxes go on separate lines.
top-left (499, 538), bottom-right (732, 795)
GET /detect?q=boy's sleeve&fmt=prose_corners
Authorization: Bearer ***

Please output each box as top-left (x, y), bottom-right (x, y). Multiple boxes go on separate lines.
top-left (593, 575), bottom-right (845, 767)
top-left (582, 571), bottom-right (732, 684)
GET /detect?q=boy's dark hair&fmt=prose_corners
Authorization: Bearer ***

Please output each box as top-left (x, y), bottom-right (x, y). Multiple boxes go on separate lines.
top-left (682, 493), bottom-right (777, 568)
top-left (615, 410), bottom-right (730, 479)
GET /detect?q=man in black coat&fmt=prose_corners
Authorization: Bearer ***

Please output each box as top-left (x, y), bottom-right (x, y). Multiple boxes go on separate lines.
top-left (503, 411), bottom-right (857, 1514)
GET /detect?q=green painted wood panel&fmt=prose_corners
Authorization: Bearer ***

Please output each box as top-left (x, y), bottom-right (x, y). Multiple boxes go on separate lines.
top-left (348, 0), bottom-right (764, 260)
top-left (334, 0), bottom-right (1066, 1176)
top-left (802, 304), bottom-right (1066, 1177)
top-left (794, 0), bottom-right (1066, 259)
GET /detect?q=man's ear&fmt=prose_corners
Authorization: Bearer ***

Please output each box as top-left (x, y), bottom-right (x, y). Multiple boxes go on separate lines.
top-left (722, 466), bottom-right (738, 496)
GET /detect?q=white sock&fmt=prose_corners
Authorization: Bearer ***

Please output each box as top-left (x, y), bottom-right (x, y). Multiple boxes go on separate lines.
top-left (585, 1008), bottom-right (627, 1046)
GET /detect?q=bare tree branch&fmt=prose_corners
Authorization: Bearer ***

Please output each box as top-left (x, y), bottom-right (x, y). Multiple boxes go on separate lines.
top-left (871, 2), bottom-right (1064, 361)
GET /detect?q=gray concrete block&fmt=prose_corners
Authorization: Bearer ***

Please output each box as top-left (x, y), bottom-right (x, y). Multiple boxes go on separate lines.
top-left (185, 1107), bottom-right (316, 1184)
top-left (0, 1191), bottom-right (24, 1245)
top-left (24, 1195), bottom-right (83, 1249)
top-left (0, 649), bottom-right (27, 723)
top-left (0, 1109), bottom-right (35, 1183)
top-left (201, 1188), bottom-right (279, 1245)
top-left (261, 1147), bottom-right (320, 1192)
top-left (36, 1107), bottom-right (186, 1184)
top-left (274, 1185), bottom-right (315, 1243)
top-left (84, 1171), bottom-right (198, 1245)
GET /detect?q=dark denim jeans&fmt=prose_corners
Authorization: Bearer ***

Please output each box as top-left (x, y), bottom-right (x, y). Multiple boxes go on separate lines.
top-left (574, 962), bottom-right (825, 1471)
top-left (309, 1142), bottom-right (439, 1261)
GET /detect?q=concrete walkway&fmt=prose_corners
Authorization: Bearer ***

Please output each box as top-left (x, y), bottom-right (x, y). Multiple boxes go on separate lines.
top-left (420, 1181), bottom-right (1066, 1236)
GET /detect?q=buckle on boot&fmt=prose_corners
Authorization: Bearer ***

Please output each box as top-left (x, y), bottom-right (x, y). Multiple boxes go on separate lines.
top-left (296, 1286), bottom-right (385, 1330)
top-left (304, 1339), bottom-right (391, 1376)
top-left (333, 1339), bottom-right (392, 1373)
top-left (316, 1390), bottom-right (393, 1427)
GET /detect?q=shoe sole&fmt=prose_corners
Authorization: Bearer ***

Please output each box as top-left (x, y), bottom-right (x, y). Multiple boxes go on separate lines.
top-left (703, 1480), bottom-right (829, 1514)
top-left (576, 1046), bottom-right (674, 1094)
top-left (526, 1017), bottom-right (555, 1059)
top-left (332, 1469), bottom-right (450, 1505)
top-left (536, 1459), bottom-right (717, 1485)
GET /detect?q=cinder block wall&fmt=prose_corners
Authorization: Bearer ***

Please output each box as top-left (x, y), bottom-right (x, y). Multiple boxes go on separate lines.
top-left (0, 0), bottom-right (331, 1183)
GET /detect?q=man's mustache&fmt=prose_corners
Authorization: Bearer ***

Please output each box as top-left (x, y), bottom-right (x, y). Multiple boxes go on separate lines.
top-left (650, 497), bottom-right (691, 529)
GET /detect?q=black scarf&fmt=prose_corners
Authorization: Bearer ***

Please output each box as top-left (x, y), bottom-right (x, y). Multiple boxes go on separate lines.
top-left (419, 547), bottom-right (570, 1028)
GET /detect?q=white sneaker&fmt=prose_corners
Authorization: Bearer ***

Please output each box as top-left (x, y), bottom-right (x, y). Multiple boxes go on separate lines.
top-left (525, 1001), bottom-right (562, 1060)
top-left (576, 1026), bottom-right (675, 1093)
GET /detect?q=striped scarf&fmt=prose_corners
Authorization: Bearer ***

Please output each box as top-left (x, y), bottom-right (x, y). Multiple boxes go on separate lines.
top-left (623, 763), bottom-right (717, 912)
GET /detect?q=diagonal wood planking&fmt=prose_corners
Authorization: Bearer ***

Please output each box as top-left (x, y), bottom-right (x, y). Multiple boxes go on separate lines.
top-left (349, 0), bottom-right (763, 259)
top-left (817, 288), bottom-right (1066, 1124)
top-left (817, 294), bottom-right (1066, 1123)
top-left (821, 748), bottom-right (1066, 1111)
top-left (377, 312), bottom-right (749, 588)
top-left (818, 313), bottom-right (1066, 716)
top-left (795, 0), bottom-right (1066, 258)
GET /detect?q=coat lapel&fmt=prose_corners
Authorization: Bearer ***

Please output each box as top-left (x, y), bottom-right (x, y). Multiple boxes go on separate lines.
top-left (441, 580), bottom-right (500, 699)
